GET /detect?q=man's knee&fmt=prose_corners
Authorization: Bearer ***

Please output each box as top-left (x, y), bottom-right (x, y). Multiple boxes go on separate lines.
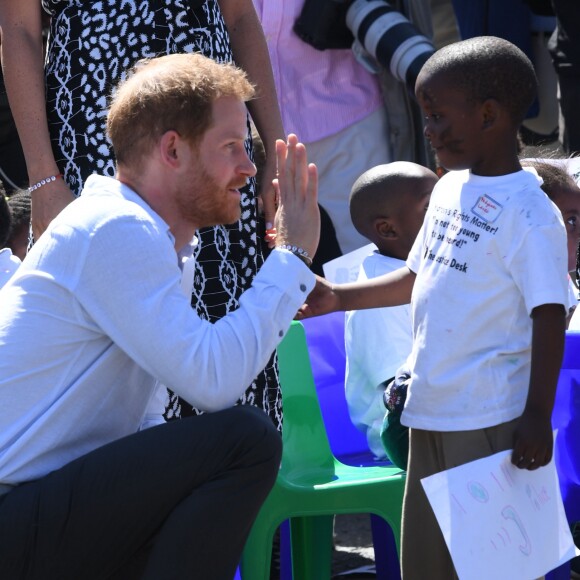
top-left (222, 405), bottom-right (282, 467)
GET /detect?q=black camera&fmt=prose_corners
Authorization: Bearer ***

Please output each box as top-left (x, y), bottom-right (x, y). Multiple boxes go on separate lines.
top-left (294, 0), bottom-right (435, 95)
top-left (346, 0), bottom-right (435, 94)
top-left (294, 0), bottom-right (355, 50)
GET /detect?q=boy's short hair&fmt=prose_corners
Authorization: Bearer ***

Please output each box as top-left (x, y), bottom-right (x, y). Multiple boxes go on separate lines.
top-left (107, 53), bottom-right (255, 169)
top-left (6, 189), bottom-right (31, 240)
top-left (418, 36), bottom-right (537, 126)
top-left (350, 166), bottom-right (395, 236)
top-left (7, 189), bottom-right (31, 225)
top-left (349, 162), bottom-right (434, 237)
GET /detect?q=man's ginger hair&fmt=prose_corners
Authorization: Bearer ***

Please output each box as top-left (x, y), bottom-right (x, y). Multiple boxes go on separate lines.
top-left (107, 53), bottom-right (255, 168)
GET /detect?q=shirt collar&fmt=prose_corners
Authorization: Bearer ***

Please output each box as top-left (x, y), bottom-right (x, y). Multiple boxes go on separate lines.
top-left (82, 174), bottom-right (196, 254)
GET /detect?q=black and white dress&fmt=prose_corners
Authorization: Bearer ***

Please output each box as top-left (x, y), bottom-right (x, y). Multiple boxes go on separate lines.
top-left (42, 0), bottom-right (282, 430)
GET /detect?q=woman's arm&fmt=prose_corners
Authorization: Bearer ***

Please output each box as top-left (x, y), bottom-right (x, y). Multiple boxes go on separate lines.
top-left (218, 0), bottom-right (286, 231)
top-left (0, 2), bottom-right (74, 238)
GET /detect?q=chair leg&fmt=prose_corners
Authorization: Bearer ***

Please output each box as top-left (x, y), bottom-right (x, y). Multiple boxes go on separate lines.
top-left (289, 515), bottom-right (334, 580)
top-left (240, 515), bottom-right (278, 580)
top-left (370, 514), bottom-right (401, 580)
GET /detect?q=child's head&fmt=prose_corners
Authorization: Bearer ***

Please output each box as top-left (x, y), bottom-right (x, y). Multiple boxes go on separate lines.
top-left (7, 189), bottom-right (31, 261)
top-left (349, 161), bottom-right (437, 260)
top-left (415, 36), bottom-right (537, 174)
top-left (522, 160), bottom-right (580, 273)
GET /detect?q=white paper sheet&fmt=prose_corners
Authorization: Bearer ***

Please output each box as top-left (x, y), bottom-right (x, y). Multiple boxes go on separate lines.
top-left (421, 449), bottom-right (579, 580)
top-left (322, 243), bottom-right (376, 283)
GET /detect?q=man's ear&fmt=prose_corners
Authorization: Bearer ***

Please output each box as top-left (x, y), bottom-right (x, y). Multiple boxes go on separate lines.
top-left (159, 130), bottom-right (181, 167)
top-left (374, 217), bottom-right (397, 239)
top-left (481, 98), bottom-right (500, 129)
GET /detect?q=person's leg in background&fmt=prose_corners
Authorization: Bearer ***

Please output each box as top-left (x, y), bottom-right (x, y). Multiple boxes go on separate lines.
top-left (429, 0), bottom-right (460, 49)
top-left (306, 106), bottom-right (393, 257)
top-left (520, 7), bottom-right (559, 144)
top-left (556, 74), bottom-right (580, 155)
top-left (548, 0), bottom-right (580, 156)
top-left (0, 405), bottom-right (281, 580)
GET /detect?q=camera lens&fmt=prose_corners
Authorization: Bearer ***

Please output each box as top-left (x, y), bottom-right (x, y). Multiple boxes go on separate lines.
top-left (346, 0), bottom-right (434, 93)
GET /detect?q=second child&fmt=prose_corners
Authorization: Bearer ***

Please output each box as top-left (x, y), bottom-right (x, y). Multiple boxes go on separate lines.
top-left (344, 161), bottom-right (436, 466)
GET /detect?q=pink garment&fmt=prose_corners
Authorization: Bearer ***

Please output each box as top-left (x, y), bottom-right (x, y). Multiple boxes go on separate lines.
top-left (253, 0), bottom-right (384, 143)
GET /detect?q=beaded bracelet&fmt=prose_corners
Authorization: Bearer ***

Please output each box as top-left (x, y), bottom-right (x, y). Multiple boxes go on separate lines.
top-left (278, 244), bottom-right (313, 268)
top-left (28, 174), bottom-right (63, 194)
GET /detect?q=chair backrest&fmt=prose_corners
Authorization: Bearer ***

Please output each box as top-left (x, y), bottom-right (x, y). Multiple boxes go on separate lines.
top-left (277, 321), bottom-right (337, 478)
top-left (553, 331), bottom-right (580, 522)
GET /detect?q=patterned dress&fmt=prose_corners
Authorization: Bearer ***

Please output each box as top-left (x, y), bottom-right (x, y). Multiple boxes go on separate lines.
top-left (41, 0), bottom-right (282, 430)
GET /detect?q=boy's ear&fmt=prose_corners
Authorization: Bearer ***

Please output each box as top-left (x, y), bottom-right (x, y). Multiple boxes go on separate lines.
top-left (481, 98), bottom-right (500, 129)
top-left (374, 217), bottom-right (397, 239)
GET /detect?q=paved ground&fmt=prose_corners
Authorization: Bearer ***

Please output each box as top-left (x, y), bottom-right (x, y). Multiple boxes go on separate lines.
top-left (332, 514), bottom-right (377, 578)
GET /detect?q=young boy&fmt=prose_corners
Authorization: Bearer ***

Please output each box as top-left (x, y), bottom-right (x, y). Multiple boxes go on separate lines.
top-left (344, 162), bottom-right (436, 464)
top-left (301, 36), bottom-right (569, 578)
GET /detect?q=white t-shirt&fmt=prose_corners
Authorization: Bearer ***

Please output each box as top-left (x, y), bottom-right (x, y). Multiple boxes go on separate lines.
top-left (0, 175), bottom-right (315, 484)
top-left (404, 168), bottom-right (569, 431)
top-left (345, 252), bottom-right (411, 458)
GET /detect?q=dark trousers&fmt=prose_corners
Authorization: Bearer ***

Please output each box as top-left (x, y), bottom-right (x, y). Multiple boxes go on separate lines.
top-left (0, 405), bottom-right (281, 580)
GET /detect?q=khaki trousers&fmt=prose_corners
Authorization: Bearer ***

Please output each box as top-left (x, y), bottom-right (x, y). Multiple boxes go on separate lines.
top-left (401, 419), bottom-right (519, 579)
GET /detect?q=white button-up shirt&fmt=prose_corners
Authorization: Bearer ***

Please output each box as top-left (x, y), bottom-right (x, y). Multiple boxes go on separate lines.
top-left (0, 175), bottom-right (314, 483)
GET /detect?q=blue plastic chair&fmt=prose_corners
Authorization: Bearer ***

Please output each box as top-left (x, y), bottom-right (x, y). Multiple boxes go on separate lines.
top-left (546, 331), bottom-right (580, 579)
top-left (301, 313), bottom-right (371, 464)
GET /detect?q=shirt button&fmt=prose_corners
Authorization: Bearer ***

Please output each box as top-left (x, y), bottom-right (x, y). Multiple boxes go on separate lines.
top-left (300, 284), bottom-right (307, 292)
top-left (279, 330), bottom-right (284, 337)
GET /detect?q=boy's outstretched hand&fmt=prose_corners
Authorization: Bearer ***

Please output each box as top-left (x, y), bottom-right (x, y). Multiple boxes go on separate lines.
top-left (297, 265), bottom-right (416, 320)
top-left (296, 275), bottom-right (341, 320)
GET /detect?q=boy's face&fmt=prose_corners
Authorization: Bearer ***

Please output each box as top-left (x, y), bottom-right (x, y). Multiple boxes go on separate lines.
top-left (553, 184), bottom-right (580, 272)
top-left (416, 73), bottom-right (487, 173)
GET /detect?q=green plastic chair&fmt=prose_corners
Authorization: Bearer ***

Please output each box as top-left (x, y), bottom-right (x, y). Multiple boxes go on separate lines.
top-left (241, 321), bottom-right (406, 579)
